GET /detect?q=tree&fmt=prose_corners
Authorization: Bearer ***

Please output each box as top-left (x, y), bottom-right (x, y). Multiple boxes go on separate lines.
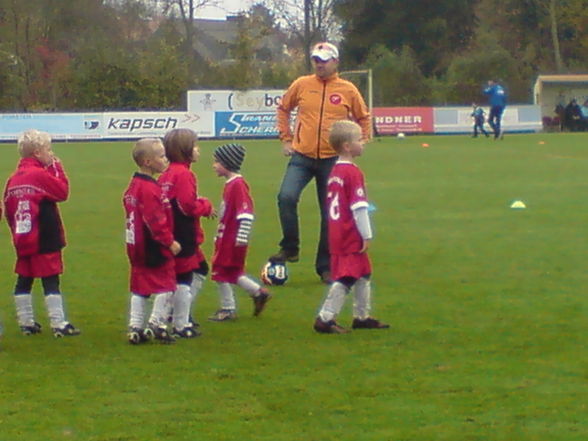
top-left (335, 0), bottom-right (479, 77)
top-left (153, 0), bottom-right (219, 70)
top-left (362, 44), bottom-right (430, 106)
top-left (261, 0), bottom-right (341, 70)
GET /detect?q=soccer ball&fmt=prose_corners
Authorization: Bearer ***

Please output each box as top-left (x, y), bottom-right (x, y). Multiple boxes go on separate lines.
top-left (261, 261), bottom-right (288, 286)
top-left (397, 132), bottom-right (406, 139)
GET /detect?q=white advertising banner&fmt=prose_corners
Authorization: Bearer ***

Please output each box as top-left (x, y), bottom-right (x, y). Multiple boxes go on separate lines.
top-left (187, 89), bottom-right (285, 112)
top-left (101, 111), bottom-right (214, 139)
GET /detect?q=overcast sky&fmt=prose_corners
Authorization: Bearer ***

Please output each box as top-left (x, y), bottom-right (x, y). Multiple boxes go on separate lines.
top-left (196, 0), bottom-right (253, 19)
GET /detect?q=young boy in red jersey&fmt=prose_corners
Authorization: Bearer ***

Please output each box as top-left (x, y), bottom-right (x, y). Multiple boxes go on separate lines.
top-left (208, 144), bottom-right (271, 321)
top-left (314, 121), bottom-right (389, 334)
top-left (159, 128), bottom-right (214, 337)
top-left (3, 129), bottom-right (80, 337)
top-left (123, 138), bottom-right (182, 344)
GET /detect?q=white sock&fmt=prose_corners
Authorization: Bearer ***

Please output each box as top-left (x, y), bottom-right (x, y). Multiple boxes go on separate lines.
top-left (237, 275), bottom-right (261, 296)
top-left (318, 282), bottom-right (349, 322)
top-left (217, 282), bottom-right (236, 310)
top-left (15, 294), bottom-right (35, 326)
top-left (172, 284), bottom-right (191, 330)
top-left (353, 277), bottom-right (372, 320)
top-left (190, 272), bottom-right (206, 313)
top-left (149, 291), bottom-right (172, 327)
top-left (129, 294), bottom-right (148, 329)
top-left (44, 294), bottom-right (67, 329)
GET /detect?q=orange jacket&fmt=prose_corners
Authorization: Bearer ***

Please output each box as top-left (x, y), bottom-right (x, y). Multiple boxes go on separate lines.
top-left (277, 73), bottom-right (371, 159)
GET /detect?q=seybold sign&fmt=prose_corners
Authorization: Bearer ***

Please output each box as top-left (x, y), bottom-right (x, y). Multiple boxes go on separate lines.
top-left (188, 90), bottom-right (285, 112)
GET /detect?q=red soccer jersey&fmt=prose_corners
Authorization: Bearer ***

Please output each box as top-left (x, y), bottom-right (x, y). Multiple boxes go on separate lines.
top-left (211, 175), bottom-right (254, 269)
top-left (326, 161), bottom-right (369, 255)
top-left (158, 162), bottom-right (212, 273)
top-left (123, 173), bottom-right (174, 267)
top-left (3, 157), bottom-right (68, 257)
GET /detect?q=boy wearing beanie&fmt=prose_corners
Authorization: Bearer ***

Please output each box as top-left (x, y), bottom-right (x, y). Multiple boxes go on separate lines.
top-left (208, 144), bottom-right (271, 321)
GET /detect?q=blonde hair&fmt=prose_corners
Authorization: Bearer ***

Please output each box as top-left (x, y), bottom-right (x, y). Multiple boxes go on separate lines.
top-left (132, 138), bottom-right (163, 166)
top-left (18, 129), bottom-right (52, 158)
top-left (329, 120), bottom-right (361, 153)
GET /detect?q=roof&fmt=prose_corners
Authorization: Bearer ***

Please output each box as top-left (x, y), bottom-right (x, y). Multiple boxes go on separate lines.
top-left (535, 74), bottom-right (588, 84)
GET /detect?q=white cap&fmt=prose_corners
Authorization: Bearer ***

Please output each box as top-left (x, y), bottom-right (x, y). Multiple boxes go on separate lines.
top-left (311, 42), bottom-right (339, 61)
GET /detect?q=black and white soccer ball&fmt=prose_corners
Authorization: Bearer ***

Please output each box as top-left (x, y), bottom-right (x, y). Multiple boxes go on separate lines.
top-left (261, 260), bottom-right (288, 286)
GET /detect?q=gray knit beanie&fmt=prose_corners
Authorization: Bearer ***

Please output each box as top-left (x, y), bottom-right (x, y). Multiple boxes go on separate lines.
top-left (214, 143), bottom-right (246, 172)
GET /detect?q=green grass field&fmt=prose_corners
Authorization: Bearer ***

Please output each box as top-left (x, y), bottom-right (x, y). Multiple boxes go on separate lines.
top-left (0, 133), bottom-right (587, 441)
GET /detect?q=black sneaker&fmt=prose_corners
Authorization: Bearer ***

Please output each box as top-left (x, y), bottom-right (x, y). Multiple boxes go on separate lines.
top-left (207, 309), bottom-right (237, 322)
top-left (52, 322), bottom-right (81, 338)
top-left (351, 317), bottom-right (390, 330)
top-left (145, 324), bottom-right (175, 343)
top-left (253, 288), bottom-right (272, 317)
top-left (172, 325), bottom-right (201, 338)
top-left (20, 322), bottom-right (42, 336)
top-left (269, 249), bottom-right (299, 263)
top-left (128, 327), bottom-right (149, 344)
top-left (313, 317), bottom-right (350, 334)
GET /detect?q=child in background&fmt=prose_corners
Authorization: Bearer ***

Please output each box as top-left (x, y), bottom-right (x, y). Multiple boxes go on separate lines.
top-left (123, 138), bottom-right (181, 344)
top-left (3, 129), bottom-right (80, 337)
top-left (159, 128), bottom-right (214, 338)
top-left (314, 121), bottom-right (389, 334)
top-left (471, 103), bottom-right (489, 138)
top-left (209, 143), bottom-right (271, 321)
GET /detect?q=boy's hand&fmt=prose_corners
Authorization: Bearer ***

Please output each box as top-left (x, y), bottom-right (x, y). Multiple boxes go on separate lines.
top-left (207, 207), bottom-right (218, 219)
top-left (360, 239), bottom-right (371, 253)
top-left (170, 240), bottom-right (182, 256)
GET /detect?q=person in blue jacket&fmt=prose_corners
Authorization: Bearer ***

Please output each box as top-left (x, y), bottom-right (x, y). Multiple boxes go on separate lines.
top-left (483, 80), bottom-right (507, 139)
top-left (471, 103), bottom-right (489, 138)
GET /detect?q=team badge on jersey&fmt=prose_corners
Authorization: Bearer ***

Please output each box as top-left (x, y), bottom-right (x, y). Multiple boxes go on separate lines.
top-left (330, 94), bottom-right (342, 105)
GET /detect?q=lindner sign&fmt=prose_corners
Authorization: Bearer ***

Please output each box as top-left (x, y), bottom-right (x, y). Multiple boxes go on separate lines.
top-left (373, 107), bottom-right (435, 134)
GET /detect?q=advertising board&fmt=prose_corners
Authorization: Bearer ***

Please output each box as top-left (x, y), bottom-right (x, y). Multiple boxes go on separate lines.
top-left (188, 90), bottom-right (285, 112)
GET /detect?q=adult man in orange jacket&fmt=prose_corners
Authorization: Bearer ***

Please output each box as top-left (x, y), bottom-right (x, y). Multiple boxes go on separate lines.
top-left (270, 42), bottom-right (371, 283)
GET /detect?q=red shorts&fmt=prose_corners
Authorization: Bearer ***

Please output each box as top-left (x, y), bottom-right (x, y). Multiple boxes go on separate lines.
top-left (331, 253), bottom-right (372, 281)
top-left (15, 252), bottom-right (63, 278)
top-left (211, 264), bottom-right (244, 284)
top-left (130, 260), bottom-right (176, 296)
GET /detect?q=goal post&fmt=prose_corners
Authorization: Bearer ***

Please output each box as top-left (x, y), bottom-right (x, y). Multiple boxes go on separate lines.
top-left (339, 69), bottom-right (374, 137)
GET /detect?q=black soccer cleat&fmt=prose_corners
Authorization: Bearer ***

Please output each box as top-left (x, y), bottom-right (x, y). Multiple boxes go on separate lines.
top-left (145, 324), bottom-right (175, 344)
top-left (128, 327), bottom-right (149, 345)
top-left (351, 317), bottom-right (390, 330)
top-left (171, 325), bottom-right (201, 339)
top-left (313, 317), bottom-right (350, 334)
top-left (52, 322), bottom-right (81, 338)
top-left (252, 288), bottom-right (272, 317)
top-left (20, 322), bottom-right (42, 336)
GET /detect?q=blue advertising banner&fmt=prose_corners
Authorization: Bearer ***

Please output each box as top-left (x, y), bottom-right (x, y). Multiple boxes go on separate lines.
top-left (215, 111), bottom-right (278, 138)
top-left (0, 113), bottom-right (102, 140)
